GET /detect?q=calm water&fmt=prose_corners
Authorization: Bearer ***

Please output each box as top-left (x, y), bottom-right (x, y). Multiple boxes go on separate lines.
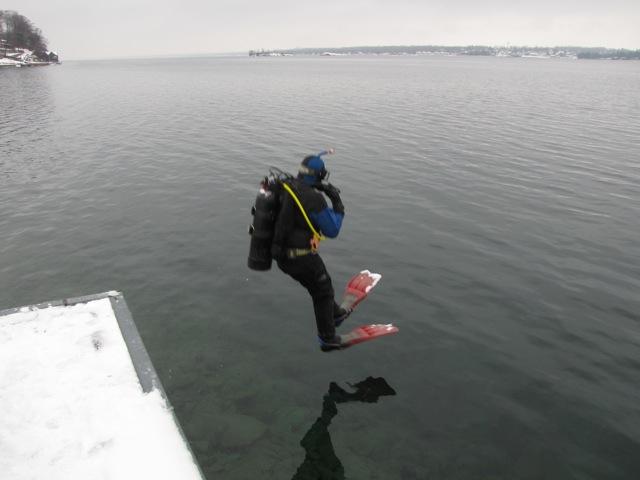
top-left (2, 55), bottom-right (640, 479)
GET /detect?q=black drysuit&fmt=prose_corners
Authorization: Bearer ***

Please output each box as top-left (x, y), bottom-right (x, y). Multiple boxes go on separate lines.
top-left (272, 178), bottom-right (345, 341)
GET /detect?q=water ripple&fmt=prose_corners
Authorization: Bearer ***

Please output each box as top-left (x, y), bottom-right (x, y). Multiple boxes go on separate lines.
top-left (2, 56), bottom-right (640, 479)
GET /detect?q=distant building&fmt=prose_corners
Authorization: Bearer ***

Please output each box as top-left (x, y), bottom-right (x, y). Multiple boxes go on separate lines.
top-left (1, 38), bottom-right (9, 57)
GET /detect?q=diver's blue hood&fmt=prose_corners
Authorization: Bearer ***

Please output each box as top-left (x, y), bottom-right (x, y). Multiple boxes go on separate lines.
top-left (298, 155), bottom-right (327, 185)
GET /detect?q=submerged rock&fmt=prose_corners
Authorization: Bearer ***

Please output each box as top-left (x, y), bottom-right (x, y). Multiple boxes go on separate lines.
top-left (273, 405), bottom-right (312, 434)
top-left (215, 413), bottom-right (267, 449)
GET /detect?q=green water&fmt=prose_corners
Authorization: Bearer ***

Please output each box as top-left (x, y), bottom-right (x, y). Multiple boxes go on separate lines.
top-left (2, 56), bottom-right (640, 479)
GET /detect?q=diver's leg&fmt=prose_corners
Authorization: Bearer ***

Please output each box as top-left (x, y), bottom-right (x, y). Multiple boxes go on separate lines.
top-left (302, 255), bottom-right (337, 341)
top-left (278, 255), bottom-right (339, 345)
top-left (333, 301), bottom-right (351, 327)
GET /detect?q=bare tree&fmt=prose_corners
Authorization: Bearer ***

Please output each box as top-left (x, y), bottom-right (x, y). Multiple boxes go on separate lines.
top-left (0, 10), bottom-right (48, 52)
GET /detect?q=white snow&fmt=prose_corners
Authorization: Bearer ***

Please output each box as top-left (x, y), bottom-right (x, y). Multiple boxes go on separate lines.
top-left (0, 298), bottom-right (202, 480)
top-left (0, 58), bottom-right (23, 66)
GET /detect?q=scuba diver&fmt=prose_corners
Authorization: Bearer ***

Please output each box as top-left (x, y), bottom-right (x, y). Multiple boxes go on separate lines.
top-left (248, 149), bottom-right (397, 351)
top-left (270, 150), bottom-right (350, 351)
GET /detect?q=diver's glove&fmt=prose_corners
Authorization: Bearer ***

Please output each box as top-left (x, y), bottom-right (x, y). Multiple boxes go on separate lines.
top-left (318, 182), bottom-right (340, 195)
top-left (319, 183), bottom-right (344, 215)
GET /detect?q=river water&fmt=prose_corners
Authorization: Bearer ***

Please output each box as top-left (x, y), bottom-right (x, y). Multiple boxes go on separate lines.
top-left (1, 55), bottom-right (640, 479)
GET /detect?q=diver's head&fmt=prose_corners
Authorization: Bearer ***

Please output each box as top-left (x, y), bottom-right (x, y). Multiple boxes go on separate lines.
top-left (298, 155), bottom-right (328, 186)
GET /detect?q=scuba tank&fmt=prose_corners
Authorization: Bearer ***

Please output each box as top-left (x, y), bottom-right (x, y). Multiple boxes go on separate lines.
top-left (247, 168), bottom-right (290, 270)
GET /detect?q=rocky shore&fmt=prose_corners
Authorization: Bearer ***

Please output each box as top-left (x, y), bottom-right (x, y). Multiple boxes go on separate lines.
top-left (1, 11), bottom-right (60, 67)
top-left (0, 47), bottom-right (60, 67)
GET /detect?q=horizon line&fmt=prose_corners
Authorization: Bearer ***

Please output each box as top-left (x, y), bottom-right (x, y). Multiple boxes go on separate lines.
top-left (62, 43), bottom-right (640, 61)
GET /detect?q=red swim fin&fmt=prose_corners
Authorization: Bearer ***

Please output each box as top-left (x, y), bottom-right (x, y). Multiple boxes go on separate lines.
top-left (340, 270), bottom-right (382, 311)
top-left (340, 324), bottom-right (399, 348)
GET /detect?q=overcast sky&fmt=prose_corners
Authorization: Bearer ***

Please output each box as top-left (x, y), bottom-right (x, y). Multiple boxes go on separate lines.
top-left (10, 0), bottom-right (640, 59)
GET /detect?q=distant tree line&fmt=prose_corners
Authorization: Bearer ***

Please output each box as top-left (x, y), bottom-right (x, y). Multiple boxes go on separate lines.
top-left (0, 10), bottom-right (48, 53)
top-left (576, 49), bottom-right (640, 60)
top-left (268, 45), bottom-right (640, 60)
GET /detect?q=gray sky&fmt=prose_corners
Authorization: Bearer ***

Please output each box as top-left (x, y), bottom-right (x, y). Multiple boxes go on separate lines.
top-left (11, 0), bottom-right (640, 59)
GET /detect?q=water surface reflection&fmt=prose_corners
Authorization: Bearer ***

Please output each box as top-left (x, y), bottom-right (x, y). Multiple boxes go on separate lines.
top-left (292, 377), bottom-right (396, 479)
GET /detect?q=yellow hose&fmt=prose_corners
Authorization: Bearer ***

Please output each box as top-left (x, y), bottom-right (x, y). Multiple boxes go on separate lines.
top-left (282, 182), bottom-right (325, 247)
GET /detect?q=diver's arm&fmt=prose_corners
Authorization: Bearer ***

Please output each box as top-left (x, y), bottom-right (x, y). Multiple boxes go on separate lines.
top-left (306, 183), bottom-right (345, 238)
top-left (310, 208), bottom-right (344, 238)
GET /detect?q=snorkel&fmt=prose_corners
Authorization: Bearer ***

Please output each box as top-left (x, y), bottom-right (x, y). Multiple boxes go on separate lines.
top-left (299, 148), bottom-right (335, 185)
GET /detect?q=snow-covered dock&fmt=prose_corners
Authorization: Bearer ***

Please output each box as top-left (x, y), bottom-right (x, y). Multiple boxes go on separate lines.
top-left (0, 292), bottom-right (204, 480)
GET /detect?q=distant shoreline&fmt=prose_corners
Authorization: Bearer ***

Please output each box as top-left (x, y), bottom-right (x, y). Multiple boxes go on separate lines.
top-left (249, 45), bottom-right (640, 60)
top-left (1, 11), bottom-right (60, 66)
